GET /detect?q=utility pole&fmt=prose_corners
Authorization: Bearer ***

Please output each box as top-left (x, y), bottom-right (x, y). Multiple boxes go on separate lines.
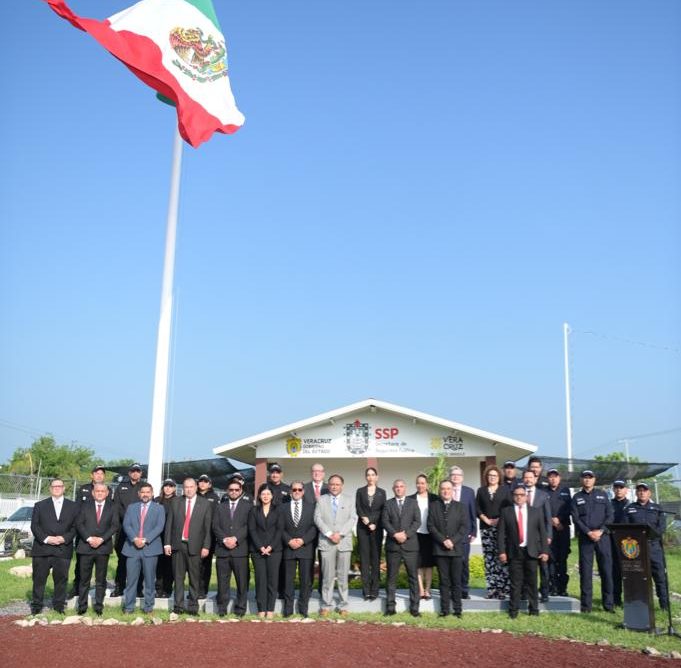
top-left (563, 322), bottom-right (573, 472)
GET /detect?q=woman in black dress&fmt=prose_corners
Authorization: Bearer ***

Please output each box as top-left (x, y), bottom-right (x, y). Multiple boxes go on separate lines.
top-left (476, 465), bottom-right (511, 599)
top-left (355, 467), bottom-right (386, 600)
top-left (249, 485), bottom-right (282, 618)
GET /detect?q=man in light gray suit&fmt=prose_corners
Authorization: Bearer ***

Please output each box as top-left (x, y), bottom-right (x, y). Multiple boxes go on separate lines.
top-left (313, 474), bottom-right (357, 616)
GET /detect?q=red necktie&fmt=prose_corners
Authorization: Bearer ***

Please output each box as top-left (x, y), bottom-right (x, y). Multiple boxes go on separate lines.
top-left (96, 504), bottom-right (102, 525)
top-left (517, 506), bottom-right (524, 544)
top-left (139, 504), bottom-right (148, 539)
top-left (315, 484), bottom-right (320, 500)
top-left (182, 499), bottom-right (192, 540)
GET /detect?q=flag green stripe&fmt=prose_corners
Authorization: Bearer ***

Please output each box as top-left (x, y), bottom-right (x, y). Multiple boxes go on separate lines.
top-left (184, 0), bottom-right (221, 31)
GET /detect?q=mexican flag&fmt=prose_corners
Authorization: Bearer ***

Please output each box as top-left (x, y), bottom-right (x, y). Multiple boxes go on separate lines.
top-left (47, 0), bottom-right (245, 148)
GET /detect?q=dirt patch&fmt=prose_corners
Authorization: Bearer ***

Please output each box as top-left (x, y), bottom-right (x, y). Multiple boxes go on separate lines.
top-left (0, 618), bottom-right (671, 667)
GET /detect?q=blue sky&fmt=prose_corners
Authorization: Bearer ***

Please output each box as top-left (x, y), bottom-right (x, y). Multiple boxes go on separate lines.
top-left (1, 1), bottom-right (679, 470)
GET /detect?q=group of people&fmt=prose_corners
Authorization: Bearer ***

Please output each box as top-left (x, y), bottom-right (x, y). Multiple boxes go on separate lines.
top-left (29, 457), bottom-right (669, 620)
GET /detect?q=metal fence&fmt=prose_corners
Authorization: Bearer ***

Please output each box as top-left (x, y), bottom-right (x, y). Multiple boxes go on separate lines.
top-left (0, 473), bottom-right (90, 518)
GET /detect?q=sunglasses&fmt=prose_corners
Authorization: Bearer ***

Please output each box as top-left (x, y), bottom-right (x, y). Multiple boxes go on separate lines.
top-left (291, 487), bottom-right (304, 492)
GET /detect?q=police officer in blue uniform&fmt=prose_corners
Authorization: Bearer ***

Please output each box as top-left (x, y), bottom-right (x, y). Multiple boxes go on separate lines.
top-left (570, 469), bottom-right (614, 613)
top-left (624, 482), bottom-right (669, 610)
top-left (610, 479), bottom-right (629, 606)
top-left (502, 461), bottom-right (521, 491)
top-left (546, 468), bottom-right (571, 596)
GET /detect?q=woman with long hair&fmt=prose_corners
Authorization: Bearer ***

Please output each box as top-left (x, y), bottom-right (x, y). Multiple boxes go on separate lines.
top-left (409, 473), bottom-right (438, 600)
top-left (355, 467), bottom-right (386, 600)
top-left (249, 484), bottom-right (282, 618)
top-left (476, 464), bottom-right (511, 599)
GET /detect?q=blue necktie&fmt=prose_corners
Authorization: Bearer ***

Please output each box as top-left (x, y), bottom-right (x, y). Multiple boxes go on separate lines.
top-left (332, 496), bottom-right (338, 518)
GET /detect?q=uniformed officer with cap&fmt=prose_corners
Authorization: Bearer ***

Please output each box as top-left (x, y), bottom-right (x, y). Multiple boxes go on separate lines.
top-left (502, 461), bottom-right (521, 491)
top-left (571, 469), bottom-right (614, 613)
top-left (625, 482), bottom-right (669, 610)
top-left (263, 463), bottom-right (291, 506)
top-left (197, 474), bottom-right (219, 598)
top-left (111, 463), bottom-right (144, 597)
top-left (546, 468), bottom-right (571, 596)
top-left (610, 479), bottom-right (629, 606)
top-left (154, 478), bottom-right (178, 597)
top-left (220, 473), bottom-right (252, 505)
top-left (70, 465), bottom-right (113, 597)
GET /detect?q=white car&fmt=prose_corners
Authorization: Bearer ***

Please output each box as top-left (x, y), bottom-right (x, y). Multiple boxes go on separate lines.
top-left (0, 502), bottom-right (36, 555)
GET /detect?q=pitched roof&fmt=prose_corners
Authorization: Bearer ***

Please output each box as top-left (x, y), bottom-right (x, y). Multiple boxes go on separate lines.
top-left (213, 398), bottom-right (538, 464)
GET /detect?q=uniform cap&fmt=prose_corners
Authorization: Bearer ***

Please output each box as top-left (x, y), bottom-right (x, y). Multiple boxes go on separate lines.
top-left (635, 482), bottom-right (650, 490)
top-left (128, 463), bottom-right (143, 472)
top-left (580, 469), bottom-right (595, 477)
top-left (269, 463), bottom-right (282, 473)
top-left (91, 464), bottom-right (106, 473)
top-left (198, 474), bottom-right (211, 483)
top-left (162, 478), bottom-right (176, 487)
top-left (503, 461), bottom-right (516, 468)
top-left (612, 480), bottom-right (626, 488)
top-left (547, 468), bottom-right (560, 476)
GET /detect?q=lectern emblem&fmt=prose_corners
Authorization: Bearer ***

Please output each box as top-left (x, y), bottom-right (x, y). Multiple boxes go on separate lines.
top-left (621, 537), bottom-right (640, 560)
top-left (345, 419), bottom-right (369, 455)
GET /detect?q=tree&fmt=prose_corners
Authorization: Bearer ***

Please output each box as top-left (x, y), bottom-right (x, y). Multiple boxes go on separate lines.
top-left (7, 435), bottom-right (95, 480)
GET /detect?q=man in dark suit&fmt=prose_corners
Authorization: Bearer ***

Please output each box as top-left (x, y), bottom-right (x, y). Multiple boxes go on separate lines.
top-left (280, 481), bottom-right (318, 617)
top-left (498, 486), bottom-right (549, 618)
top-left (212, 478), bottom-right (251, 617)
top-left (164, 477), bottom-right (212, 615)
top-left (196, 474), bottom-right (219, 598)
top-left (75, 482), bottom-right (119, 615)
top-left (154, 478), bottom-right (178, 598)
top-left (121, 482), bottom-right (166, 613)
top-left (427, 479), bottom-right (469, 617)
top-left (522, 469), bottom-right (553, 602)
top-left (382, 479), bottom-right (422, 617)
top-left (30, 478), bottom-right (79, 615)
top-left (448, 466), bottom-right (477, 598)
top-left (303, 463), bottom-right (329, 503)
top-left (303, 463), bottom-right (328, 595)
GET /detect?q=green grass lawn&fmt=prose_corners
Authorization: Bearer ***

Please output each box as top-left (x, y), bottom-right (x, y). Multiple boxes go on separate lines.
top-left (4, 544), bottom-right (679, 655)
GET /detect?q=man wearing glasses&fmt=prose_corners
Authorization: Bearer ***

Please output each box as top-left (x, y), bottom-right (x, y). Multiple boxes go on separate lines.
top-left (570, 470), bottom-right (614, 613)
top-left (498, 487), bottom-right (549, 618)
top-left (212, 479), bottom-right (251, 617)
top-left (30, 478), bottom-right (79, 615)
top-left (281, 482), bottom-right (318, 617)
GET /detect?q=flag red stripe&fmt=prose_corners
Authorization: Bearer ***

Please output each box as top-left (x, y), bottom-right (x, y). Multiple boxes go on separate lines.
top-left (47, 0), bottom-right (241, 148)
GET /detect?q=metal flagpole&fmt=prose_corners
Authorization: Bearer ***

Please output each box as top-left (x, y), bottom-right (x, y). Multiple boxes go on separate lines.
top-left (563, 322), bottom-right (573, 472)
top-left (147, 128), bottom-right (184, 494)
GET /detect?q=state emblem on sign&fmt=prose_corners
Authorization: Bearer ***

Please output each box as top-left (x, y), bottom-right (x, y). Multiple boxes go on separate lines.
top-left (345, 419), bottom-right (369, 455)
top-left (621, 537), bottom-right (640, 560)
top-left (286, 437), bottom-right (302, 457)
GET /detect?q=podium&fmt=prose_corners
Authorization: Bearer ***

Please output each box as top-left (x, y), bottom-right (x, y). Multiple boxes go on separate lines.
top-left (608, 523), bottom-right (657, 632)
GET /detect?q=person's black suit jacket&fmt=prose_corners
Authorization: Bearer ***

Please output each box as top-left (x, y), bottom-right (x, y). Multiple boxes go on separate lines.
top-left (427, 499), bottom-right (468, 557)
top-left (525, 486), bottom-right (553, 540)
top-left (164, 494), bottom-right (213, 555)
top-left (355, 486), bottom-right (387, 527)
top-left (303, 481), bottom-right (329, 504)
top-left (212, 497), bottom-right (251, 558)
top-left (382, 497), bottom-right (421, 553)
top-left (31, 497), bottom-right (79, 558)
top-left (280, 500), bottom-right (317, 559)
top-left (248, 505), bottom-right (283, 554)
top-left (75, 499), bottom-right (119, 555)
top-left (497, 504), bottom-right (548, 560)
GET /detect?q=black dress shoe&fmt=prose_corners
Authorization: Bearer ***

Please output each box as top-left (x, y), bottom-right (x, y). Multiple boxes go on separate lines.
top-left (461, 593), bottom-right (470, 600)
top-left (509, 611), bottom-right (518, 619)
top-left (540, 595), bottom-right (549, 603)
top-left (604, 608), bottom-right (615, 614)
top-left (410, 611), bottom-right (421, 618)
top-left (76, 609), bottom-right (87, 615)
top-left (385, 610), bottom-right (396, 616)
top-left (363, 595), bottom-right (371, 601)
top-left (438, 612), bottom-right (449, 617)
top-left (528, 610), bottom-right (539, 616)
top-left (94, 610), bottom-right (103, 617)
top-left (452, 612), bottom-right (462, 618)
top-left (110, 589), bottom-right (122, 598)
top-left (580, 607), bottom-right (592, 613)
top-left (173, 607), bottom-right (185, 614)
